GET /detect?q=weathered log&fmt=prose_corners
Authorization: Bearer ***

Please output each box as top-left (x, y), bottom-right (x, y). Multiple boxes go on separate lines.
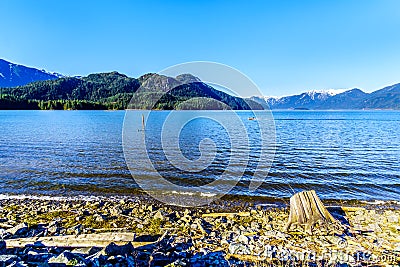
top-left (284, 190), bottom-right (337, 234)
top-left (5, 232), bottom-right (154, 248)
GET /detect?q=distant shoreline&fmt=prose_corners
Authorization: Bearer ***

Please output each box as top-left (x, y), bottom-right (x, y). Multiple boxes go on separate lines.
top-left (1, 192), bottom-right (399, 211)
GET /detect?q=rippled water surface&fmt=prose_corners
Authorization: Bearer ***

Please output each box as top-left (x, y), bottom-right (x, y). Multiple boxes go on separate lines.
top-left (0, 110), bottom-right (399, 202)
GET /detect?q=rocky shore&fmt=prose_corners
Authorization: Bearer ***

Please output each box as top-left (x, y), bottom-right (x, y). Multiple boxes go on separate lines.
top-left (0, 195), bottom-right (399, 266)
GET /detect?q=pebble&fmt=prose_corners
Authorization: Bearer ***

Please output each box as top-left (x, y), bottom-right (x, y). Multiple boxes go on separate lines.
top-left (237, 234), bottom-right (249, 244)
top-left (387, 214), bottom-right (399, 223)
top-left (229, 242), bottom-right (250, 254)
top-left (154, 210), bottom-right (165, 221)
top-left (93, 213), bottom-right (106, 222)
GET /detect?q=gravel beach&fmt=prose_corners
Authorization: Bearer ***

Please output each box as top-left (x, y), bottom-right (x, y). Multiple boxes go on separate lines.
top-left (0, 195), bottom-right (399, 266)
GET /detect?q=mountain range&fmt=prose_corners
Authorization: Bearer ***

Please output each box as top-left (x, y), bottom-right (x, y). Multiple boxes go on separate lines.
top-left (1, 59), bottom-right (400, 110)
top-left (251, 85), bottom-right (400, 110)
top-left (0, 59), bottom-right (261, 110)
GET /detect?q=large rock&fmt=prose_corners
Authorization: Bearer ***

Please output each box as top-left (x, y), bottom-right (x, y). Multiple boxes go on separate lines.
top-left (85, 250), bottom-right (107, 266)
top-left (25, 251), bottom-right (55, 263)
top-left (0, 255), bottom-right (19, 266)
top-left (105, 242), bottom-right (134, 256)
top-left (48, 251), bottom-right (87, 265)
top-left (71, 247), bottom-right (101, 256)
top-left (6, 223), bottom-right (29, 236)
top-left (107, 255), bottom-right (126, 265)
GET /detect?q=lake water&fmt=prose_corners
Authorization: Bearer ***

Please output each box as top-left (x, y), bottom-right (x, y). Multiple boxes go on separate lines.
top-left (0, 110), bottom-right (399, 203)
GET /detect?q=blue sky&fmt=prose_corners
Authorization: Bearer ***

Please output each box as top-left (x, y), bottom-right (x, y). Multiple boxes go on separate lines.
top-left (1, 0), bottom-right (400, 96)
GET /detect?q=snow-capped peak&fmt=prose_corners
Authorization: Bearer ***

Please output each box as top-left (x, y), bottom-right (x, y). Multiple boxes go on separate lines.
top-left (306, 89), bottom-right (347, 97)
top-left (301, 89), bottom-right (347, 100)
top-left (261, 89), bottom-right (348, 101)
top-left (41, 69), bottom-right (65, 78)
top-left (263, 95), bottom-right (283, 100)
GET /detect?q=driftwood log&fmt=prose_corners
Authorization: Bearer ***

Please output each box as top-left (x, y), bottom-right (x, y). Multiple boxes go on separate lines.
top-left (284, 190), bottom-right (337, 234)
top-left (5, 232), bottom-right (154, 248)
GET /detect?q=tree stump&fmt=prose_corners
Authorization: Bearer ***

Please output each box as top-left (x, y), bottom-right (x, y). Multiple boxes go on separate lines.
top-left (284, 190), bottom-right (337, 234)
